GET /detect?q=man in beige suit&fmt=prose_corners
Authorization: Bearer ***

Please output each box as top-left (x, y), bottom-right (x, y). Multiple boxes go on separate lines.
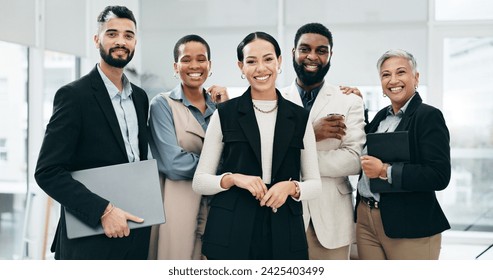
top-left (281, 23), bottom-right (366, 260)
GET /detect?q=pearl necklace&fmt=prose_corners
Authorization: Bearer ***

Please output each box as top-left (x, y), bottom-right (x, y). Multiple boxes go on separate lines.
top-left (252, 100), bottom-right (278, 113)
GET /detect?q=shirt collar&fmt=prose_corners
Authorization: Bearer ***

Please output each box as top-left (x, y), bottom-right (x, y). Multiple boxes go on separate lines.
top-left (386, 93), bottom-right (416, 117)
top-left (169, 84), bottom-right (216, 111)
top-left (97, 63), bottom-right (133, 99)
top-left (295, 80), bottom-right (324, 100)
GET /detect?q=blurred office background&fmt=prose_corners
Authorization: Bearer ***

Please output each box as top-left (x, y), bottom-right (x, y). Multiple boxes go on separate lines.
top-left (0, 0), bottom-right (492, 260)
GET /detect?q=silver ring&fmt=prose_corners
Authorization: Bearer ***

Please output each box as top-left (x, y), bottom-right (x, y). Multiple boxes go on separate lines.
top-left (272, 207), bottom-right (277, 213)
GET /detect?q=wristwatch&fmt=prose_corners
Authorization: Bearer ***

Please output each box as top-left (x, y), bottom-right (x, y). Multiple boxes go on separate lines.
top-left (292, 180), bottom-right (300, 196)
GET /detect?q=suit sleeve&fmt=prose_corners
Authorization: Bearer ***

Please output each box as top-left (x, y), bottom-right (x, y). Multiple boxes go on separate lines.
top-left (392, 107), bottom-right (451, 192)
top-left (192, 111), bottom-right (228, 195)
top-left (34, 85), bottom-right (108, 227)
top-left (317, 95), bottom-right (366, 177)
top-left (299, 121), bottom-right (322, 200)
top-left (148, 95), bottom-right (200, 180)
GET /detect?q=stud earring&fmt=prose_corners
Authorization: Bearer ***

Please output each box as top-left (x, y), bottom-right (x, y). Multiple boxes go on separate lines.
top-left (241, 74), bottom-right (246, 79)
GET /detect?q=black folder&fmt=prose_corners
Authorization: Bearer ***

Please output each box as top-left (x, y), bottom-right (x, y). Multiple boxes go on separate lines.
top-left (366, 131), bottom-right (410, 193)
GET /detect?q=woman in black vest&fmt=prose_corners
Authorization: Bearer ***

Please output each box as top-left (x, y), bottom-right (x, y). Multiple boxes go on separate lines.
top-left (192, 32), bottom-right (321, 260)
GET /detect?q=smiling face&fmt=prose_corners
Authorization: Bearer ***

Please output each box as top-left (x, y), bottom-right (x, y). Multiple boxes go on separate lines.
top-left (238, 38), bottom-right (281, 99)
top-left (95, 17), bottom-right (136, 69)
top-left (174, 41), bottom-right (211, 90)
top-left (292, 33), bottom-right (332, 88)
top-left (380, 56), bottom-right (420, 112)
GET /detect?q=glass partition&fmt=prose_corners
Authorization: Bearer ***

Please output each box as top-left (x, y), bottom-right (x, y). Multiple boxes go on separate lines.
top-left (0, 41), bottom-right (28, 260)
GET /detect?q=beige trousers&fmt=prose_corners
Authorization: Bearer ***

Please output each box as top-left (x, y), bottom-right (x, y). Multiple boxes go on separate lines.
top-left (306, 221), bottom-right (351, 260)
top-left (356, 202), bottom-right (442, 260)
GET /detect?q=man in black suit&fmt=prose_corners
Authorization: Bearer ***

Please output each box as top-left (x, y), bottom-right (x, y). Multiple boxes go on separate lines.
top-left (35, 5), bottom-right (151, 259)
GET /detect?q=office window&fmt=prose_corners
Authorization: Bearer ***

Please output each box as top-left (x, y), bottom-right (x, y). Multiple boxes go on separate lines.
top-left (0, 138), bottom-right (6, 161)
top-left (440, 37), bottom-right (493, 231)
top-left (0, 78), bottom-right (7, 96)
top-left (43, 51), bottom-right (78, 125)
top-left (0, 41), bottom-right (28, 260)
top-left (39, 50), bottom-right (78, 259)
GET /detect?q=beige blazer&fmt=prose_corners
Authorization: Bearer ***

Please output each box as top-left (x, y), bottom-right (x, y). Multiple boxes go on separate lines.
top-left (148, 93), bottom-right (207, 260)
top-left (281, 81), bottom-right (366, 249)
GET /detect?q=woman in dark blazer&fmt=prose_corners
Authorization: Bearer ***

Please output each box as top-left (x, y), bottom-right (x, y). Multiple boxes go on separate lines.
top-left (192, 32), bottom-right (321, 260)
top-left (356, 49), bottom-right (451, 259)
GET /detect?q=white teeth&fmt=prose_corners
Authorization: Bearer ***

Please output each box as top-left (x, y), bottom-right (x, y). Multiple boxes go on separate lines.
top-left (255, 75), bottom-right (269, 81)
top-left (305, 65), bottom-right (318, 70)
top-left (188, 73), bottom-right (202, 77)
top-left (390, 87), bottom-right (403, 92)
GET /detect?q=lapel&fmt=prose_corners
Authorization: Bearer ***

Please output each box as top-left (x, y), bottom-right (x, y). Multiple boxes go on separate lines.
top-left (237, 88), bottom-right (262, 166)
top-left (132, 85), bottom-right (149, 159)
top-left (183, 90), bottom-right (207, 139)
top-left (271, 91), bottom-right (297, 180)
top-left (186, 115), bottom-right (205, 139)
top-left (284, 82), bottom-right (303, 106)
top-left (237, 88), bottom-right (298, 180)
top-left (285, 80), bottom-right (332, 121)
top-left (395, 93), bottom-right (422, 131)
top-left (309, 82), bottom-right (332, 121)
top-left (90, 66), bottom-right (127, 157)
top-left (368, 92), bottom-right (423, 133)
top-left (162, 92), bottom-right (205, 139)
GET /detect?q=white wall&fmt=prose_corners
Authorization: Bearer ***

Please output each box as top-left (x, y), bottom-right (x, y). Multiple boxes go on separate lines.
top-left (0, 0), bottom-right (37, 46)
top-left (138, 0), bottom-right (429, 98)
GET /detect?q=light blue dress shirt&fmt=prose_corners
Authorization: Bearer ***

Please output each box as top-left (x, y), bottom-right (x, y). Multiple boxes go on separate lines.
top-left (148, 84), bottom-right (216, 180)
top-left (357, 94), bottom-right (416, 201)
top-left (97, 64), bottom-right (139, 162)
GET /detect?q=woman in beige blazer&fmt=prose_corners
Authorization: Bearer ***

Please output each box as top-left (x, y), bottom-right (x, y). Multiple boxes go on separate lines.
top-left (147, 34), bottom-right (228, 259)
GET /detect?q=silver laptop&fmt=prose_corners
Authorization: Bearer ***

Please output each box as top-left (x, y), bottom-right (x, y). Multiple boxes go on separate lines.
top-left (64, 159), bottom-right (165, 239)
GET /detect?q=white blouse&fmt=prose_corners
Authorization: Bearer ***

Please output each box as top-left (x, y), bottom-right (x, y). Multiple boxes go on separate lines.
top-left (192, 100), bottom-right (321, 201)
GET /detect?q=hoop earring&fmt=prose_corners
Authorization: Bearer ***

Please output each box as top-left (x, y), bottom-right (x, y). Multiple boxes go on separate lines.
top-left (277, 68), bottom-right (282, 74)
top-left (241, 74), bottom-right (246, 79)
top-left (208, 71), bottom-right (213, 77)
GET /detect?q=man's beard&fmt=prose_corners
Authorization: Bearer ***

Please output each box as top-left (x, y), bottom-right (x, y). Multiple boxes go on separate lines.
top-left (292, 57), bottom-right (331, 87)
top-left (99, 44), bottom-right (134, 68)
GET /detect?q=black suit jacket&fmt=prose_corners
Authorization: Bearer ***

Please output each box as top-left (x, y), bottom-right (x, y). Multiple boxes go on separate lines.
top-left (356, 93), bottom-right (451, 238)
top-left (34, 66), bottom-right (150, 259)
top-left (202, 88), bottom-right (310, 259)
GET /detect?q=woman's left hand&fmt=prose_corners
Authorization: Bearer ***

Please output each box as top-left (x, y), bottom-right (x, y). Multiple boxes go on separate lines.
top-left (260, 181), bottom-right (294, 211)
top-left (207, 85), bottom-right (229, 103)
top-left (360, 155), bottom-right (385, 179)
top-left (340, 85), bottom-right (362, 98)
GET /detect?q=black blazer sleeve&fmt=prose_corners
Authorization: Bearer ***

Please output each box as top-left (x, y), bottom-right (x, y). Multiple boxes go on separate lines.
top-left (35, 83), bottom-right (109, 227)
top-left (392, 104), bottom-right (451, 192)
